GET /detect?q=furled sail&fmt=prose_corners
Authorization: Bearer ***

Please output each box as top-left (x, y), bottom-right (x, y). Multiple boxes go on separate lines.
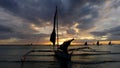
top-left (50, 7), bottom-right (57, 46)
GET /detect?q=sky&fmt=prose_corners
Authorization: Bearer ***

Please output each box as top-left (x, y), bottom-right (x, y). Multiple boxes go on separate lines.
top-left (0, 0), bottom-right (120, 45)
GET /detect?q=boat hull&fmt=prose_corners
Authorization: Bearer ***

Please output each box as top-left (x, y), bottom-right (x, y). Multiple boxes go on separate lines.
top-left (55, 50), bottom-right (71, 60)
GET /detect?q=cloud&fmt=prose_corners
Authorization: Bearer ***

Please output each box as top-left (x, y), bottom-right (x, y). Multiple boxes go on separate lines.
top-left (0, 0), bottom-right (18, 12)
top-left (0, 0), bottom-right (60, 26)
top-left (59, 0), bottom-right (106, 30)
top-left (0, 0), bottom-right (106, 29)
top-left (0, 0), bottom-right (120, 43)
top-left (0, 25), bottom-right (13, 33)
top-left (0, 6), bottom-right (39, 33)
top-left (0, 33), bottom-right (49, 43)
top-left (91, 26), bottom-right (120, 40)
top-left (107, 26), bottom-right (120, 40)
top-left (91, 32), bottom-right (107, 37)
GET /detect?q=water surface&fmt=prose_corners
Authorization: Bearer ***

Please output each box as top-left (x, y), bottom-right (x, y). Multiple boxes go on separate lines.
top-left (0, 45), bottom-right (120, 68)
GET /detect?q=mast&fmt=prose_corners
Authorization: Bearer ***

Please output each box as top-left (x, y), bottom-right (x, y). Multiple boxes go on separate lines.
top-left (56, 7), bottom-right (59, 46)
top-left (50, 7), bottom-right (58, 50)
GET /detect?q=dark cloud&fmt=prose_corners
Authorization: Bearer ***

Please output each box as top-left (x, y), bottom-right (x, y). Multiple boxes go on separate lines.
top-left (107, 26), bottom-right (120, 35)
top-left (0, 0), bottom-right (106, 29)
top-left (111, 0), bottom-right (120, 8)
top-left (91, 26), bottom-right (120, 40)
top-left (0, 0), bottom-right (60, 26)
top-left (2, 0), bottom-right (120, 43)
top-left (107, 26), bottom-right (120, 40)
top-left (0, 25), bottom-right (13, 33)
top-left (0, 33), bottom-right (49, 41)
top-left (59, 0), bottom-right (106, 30)
top-left (91, 31), bottom-right (107, 37)
top-left (0, 0), bottom-right (18, 12)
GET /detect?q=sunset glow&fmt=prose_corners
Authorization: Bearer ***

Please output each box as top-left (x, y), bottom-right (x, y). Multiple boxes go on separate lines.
top-left (0, 0), bottom-right (120, 45)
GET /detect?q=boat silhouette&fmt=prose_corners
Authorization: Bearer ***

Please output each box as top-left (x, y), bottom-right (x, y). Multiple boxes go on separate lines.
top-left (96, 40), bottom-right (100, 46)
top-left (84, 41), bottom-right (88, 46)
top-left (50, 6), bottom-right (74, 60)
top-left (108, 40), bottom-right (112, 45)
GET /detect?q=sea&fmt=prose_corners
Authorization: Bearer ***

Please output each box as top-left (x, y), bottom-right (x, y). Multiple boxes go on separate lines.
top-left (0, 45), bottom-right (120, 68)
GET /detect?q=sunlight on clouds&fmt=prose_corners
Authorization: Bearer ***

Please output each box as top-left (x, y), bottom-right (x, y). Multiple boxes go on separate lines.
top-left (30, 24), bottom-right (52, 34)
top-left (82, 14), bottom-right (92, 19)
top-left (79, 36), bottom-right (95, 40)
top-left (58, 30), bottom-right (67, 35)
top-left (59, 39), bottom-right (66, 45)
top-left (31, 24), bottom-right (40, 31)
top-left (101, 36), bottom-right (108, 40)
top-left (71, 23), bottom-right (79, 33)
top-left (101, 37), bottom-right (108, 40)
top-left (95, 36), bottom-right (108, 40)
top-left (94, 0), bottom-right (120, 31)
top-left (0, 38), bottom-right (18, 43)
top-left (59, 38), bottom-right (74, 45)
top-left (1, 0), bottom-right (120, 44)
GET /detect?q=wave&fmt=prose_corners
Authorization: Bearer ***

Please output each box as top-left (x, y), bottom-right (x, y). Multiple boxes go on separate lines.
top-left (25, 52), bottom-right (120, 56)
top-left (0, 60), bottom-right (120, 64)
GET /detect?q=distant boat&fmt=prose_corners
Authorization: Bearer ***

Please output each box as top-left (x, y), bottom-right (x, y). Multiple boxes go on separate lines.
top-left (108, 41), bottom-right (112, 45)
top-left (50, 7), bottom-right (74, 60)
top-left (96, 41), bottom-right (100, 46)
top-left (84, 41), bottom-right (88, 46)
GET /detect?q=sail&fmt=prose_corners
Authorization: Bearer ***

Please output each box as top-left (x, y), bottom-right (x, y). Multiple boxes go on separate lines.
top-left (50, 28), bottom-right (56, 45)
top-left (50, 7), bottom-right (57, 46)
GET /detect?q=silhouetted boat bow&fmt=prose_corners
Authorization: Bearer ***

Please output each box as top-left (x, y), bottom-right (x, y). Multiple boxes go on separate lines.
top-left (55, 39), bottom-right (74, 60)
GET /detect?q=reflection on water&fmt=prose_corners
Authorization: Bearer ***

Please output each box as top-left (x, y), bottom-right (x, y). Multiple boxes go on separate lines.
top-left (0, 45), bottom-right (120, 68)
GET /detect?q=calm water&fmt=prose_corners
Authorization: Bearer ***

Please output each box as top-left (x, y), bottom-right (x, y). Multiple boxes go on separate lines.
top-left (0, 45), bottom-right (120, 68)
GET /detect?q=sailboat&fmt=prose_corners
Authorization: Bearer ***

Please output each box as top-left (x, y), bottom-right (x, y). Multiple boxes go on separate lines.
top-left (108, 40), bottom-right (112, 45)
top-left (96, 40), bottom-right (100, 46)
top-left (50, 7), bottom-right (74, 60)
top-left (84, 41), bottom-right (88, 46)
